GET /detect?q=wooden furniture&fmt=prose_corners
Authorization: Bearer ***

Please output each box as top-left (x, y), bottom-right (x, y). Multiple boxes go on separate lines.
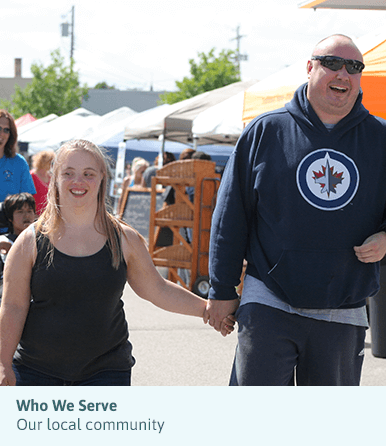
top-left (148, 160), bottom-right (220, 297)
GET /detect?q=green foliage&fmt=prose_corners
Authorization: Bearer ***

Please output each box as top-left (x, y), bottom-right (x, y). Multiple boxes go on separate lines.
top-left (0, 49), bottom-right (89, 119)
top-left (93, 81), bottom-right (115, 90)
top-left (160, 48), bottom-right (240, 104)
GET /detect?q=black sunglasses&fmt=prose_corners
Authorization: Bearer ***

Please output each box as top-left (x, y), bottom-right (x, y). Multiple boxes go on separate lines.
top-left (0, 126), bottom-right (10, 134)
top-left (311, 55), bottom-right (365, 75)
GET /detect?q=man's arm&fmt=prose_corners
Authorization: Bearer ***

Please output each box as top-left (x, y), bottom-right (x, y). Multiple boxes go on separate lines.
top-left (206, 130), bottom-right (255, 332)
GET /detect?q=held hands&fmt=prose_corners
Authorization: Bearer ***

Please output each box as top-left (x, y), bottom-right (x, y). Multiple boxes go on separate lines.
top-left (354, 232), bottom-right (386, 263)
top-left (203, 298), bottom-right (240, 337)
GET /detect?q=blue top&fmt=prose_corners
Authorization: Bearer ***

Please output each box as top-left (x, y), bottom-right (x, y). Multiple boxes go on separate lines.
top-left (0, 153), bottom-right (36, 202)
top-left (209, 83), bottom-right (386, 310)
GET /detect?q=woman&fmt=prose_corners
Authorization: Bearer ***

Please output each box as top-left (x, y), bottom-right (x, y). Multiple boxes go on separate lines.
top-left (0, 140), bottom-right (233, 386)
top-left (0, 110), bottom-right (36, 203)
top-left (30, 150), bottom-right (55, 215)
top-left (116, 157), bottom-right (149, 214)
top-left (129, 157), bottom-right (149, 188)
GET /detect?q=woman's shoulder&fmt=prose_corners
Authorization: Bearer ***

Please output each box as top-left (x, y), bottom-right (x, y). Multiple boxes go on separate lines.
top-left (12, 153), bottom-right (26, 161)
top-left (5, 224), bottom-right (37, 266)
top-left (118, 221), bottom-right (147, 256)
top-left (119, 221), bottom-right (143, 242)
top-left (6, 153), bottom-right (30, 168)
top-left (15, 223), bottom-right (36, 246)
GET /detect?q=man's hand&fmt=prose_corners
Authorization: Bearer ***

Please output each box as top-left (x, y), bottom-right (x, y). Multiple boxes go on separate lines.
top-left (203, 298), bottom-right (239, 332)
top-left (354, 232), bottom-right (386, 263)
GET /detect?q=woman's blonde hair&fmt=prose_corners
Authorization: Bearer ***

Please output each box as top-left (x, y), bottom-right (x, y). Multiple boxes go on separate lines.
top-left (36, 139), bottom-right (124, 269)
top-left (131, 157), bottom-right (149, 174)
top-left (32, 150), bottom-right (55, 171)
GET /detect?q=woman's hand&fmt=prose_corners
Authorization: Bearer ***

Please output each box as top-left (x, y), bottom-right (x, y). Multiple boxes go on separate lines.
top-left (0, 363), bottom-right (16, 386)
top-left (220, 314), bottom-right (237, 337)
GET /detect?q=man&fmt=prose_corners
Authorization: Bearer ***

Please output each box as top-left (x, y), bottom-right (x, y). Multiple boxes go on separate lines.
top-left (204, 35), bottom-right (386, 386)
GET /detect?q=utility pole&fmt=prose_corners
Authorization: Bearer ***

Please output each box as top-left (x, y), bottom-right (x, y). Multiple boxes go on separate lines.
top-left (231, 25), bottom-right (248, 77)
top-left (70, 6), bottom-right (74, 61)
top-left (61, 6), bottom-right (75, 69)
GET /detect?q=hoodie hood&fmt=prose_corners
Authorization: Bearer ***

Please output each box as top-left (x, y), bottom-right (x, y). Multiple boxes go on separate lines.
top-left (285, 83), bottom-right (369, 138)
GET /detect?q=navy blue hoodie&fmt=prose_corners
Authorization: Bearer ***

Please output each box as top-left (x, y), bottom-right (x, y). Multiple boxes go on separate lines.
top-left (209, 83), bottom-right (386, 309)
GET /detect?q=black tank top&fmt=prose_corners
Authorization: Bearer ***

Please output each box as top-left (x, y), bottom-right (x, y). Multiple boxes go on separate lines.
top-left (14, 234), bottom-right (135, 381)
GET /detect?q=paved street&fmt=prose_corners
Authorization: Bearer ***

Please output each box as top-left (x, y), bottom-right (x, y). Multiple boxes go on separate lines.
top-left (122, 284), bottom-right (237, 386)
top-left (122, 284), bottom-right (386, 386)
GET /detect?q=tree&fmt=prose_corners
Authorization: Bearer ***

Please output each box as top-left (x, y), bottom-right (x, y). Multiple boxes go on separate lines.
top-left (160, 48), bottom-right (241, 104)
top-left (93, 82), bottom-right (115, 90)
top-left (0, 49), bottom-right (89, 119)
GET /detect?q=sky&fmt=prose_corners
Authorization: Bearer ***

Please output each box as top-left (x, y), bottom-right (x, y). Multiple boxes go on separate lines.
top-left (2, 0), bottom-right (386, 92)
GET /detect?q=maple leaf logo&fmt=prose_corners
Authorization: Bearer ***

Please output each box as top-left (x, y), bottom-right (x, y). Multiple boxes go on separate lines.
top-left (312, 154), bottom-right (344, 198)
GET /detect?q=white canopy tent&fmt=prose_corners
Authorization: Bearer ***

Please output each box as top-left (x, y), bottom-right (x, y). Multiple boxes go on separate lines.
top-left (77, 106), bottom-right (137, 146)
top-left (123, 103), bottom-right (179, 140)
top-left (100, 129), bottom-right (235, 163)
top-left (123, 80), bottom-right (257, 145)
top-left (18, 113), bottom-right (58, 137)
top-left (192, 90), bottom-right (247, 144)
top-left (20, 108), bottom-right (101, 155)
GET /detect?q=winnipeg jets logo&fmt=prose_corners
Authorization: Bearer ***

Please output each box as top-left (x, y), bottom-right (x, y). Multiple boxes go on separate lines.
top-left (297, 149), bottom-right (359, 211)
top-left (312, 153), bottom-right (344, 198)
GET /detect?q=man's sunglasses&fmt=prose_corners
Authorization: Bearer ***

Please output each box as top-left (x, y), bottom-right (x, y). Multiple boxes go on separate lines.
top-left (311, 55), bottom-right (365, 74)
top-left (0, 126), bottom-right (10, 134)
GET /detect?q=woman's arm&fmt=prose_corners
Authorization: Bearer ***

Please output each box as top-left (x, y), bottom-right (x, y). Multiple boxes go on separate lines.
top-left (0, 227), bottom-right (36, 386)
top-left (121, 224), bottom-right (207, 318)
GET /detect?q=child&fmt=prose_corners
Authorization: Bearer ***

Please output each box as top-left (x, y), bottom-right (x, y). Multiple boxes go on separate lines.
top-left (0, 193), bottom-right (36, 302)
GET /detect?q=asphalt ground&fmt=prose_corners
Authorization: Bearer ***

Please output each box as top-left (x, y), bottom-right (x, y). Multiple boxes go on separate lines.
top-left (122, 284), bottom-right (386, 386)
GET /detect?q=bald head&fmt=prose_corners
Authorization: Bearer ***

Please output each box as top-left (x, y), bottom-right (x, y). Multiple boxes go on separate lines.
top-left (312, 35), bottom-right (363, 62)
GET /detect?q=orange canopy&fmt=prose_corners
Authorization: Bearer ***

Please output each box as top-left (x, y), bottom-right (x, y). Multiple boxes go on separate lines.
top-left (242, 35), bottom-right (386, 124)
top-left (361, 39), bottom-right (386, 119)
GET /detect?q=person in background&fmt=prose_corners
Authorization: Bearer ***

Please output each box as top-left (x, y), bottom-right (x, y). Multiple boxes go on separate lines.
top-left (123, 163), bottom-right (132, 187)
top-left (30, 150), bottom-right (55, 215)
top-left (0, 193), bottom-right (36, 303)
top-left (0, 139), bottom-right (234, 386)
top-left (205, 34), bottom-right (386, 386)
top-left (191, 151), bottom-right (211, 161)
top-left (179, 148), bottom-right (196, 161)
top-left (129, 157), bottom-right (149, 188)
top-left (164, 151), bottom-right (176, 165)
top-left (143, 152), bottom-right (176, 188)
top-left (185, 151), bottom-right (212, 202)
top-left (116, 158), bottom-right (148, 215)
top-left (0, 110), bottom-right (35, 232)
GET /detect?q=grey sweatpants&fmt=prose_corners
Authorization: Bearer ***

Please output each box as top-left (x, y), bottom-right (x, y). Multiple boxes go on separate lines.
top-left (230, 303), bottom-right (366, 386)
